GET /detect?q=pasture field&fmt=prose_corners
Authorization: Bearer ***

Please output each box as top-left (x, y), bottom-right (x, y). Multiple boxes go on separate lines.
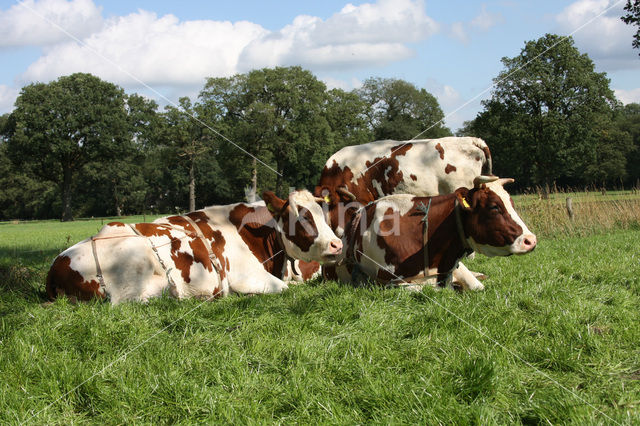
top-left (1, 195), bottom-right (640, 424)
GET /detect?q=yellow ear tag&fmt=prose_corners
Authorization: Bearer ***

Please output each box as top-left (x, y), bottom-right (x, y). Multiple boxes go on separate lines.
top-left (462, 198), bottom-right (470, 209)
top-left (324, 195), bottom-right (331, 203)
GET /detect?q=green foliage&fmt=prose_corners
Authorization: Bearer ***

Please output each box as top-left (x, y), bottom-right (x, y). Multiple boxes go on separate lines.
top-left (200, 66), bottom-right (371, 197)
top-left (1, 220), bottom-right (639, 423)
top-left (5, 74), bottom-right (132, 220)
top-left (357, 77), bottom-right (452, 140)
top-left (616, 103), bottom-right (640, 184)
top-left (622, 0), bottom-right (640, 54)
top-left (463, 34), bottom-right (633, 189)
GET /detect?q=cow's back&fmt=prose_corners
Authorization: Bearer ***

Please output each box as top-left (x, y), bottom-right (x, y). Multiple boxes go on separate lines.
top-left (317, 137), bottom-right (492, 201)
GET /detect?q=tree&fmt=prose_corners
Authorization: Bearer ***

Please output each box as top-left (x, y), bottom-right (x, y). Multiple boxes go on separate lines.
top-left (622, 0), bottom-right (640, 55)
top-left (357, 77), bottom-right (451, 140)
top-left (616, 103), bottom-right (640, 184)
top-left (73, 94), bottom-right (160, 217)
top-left (5, 73), bottom-right (130, 221)
top-left (164, 97), bottom-right (211, 212)
top-left (200, 66), bottom-right (336, 196)
top-left (462, 34), bottom-right (632, 190)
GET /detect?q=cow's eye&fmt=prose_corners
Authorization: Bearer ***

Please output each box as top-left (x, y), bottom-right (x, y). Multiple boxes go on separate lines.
top-left (489, 205), bottom-right (500, 213)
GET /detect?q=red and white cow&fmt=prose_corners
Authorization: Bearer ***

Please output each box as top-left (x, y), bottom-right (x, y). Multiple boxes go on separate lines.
top-left (314, 136), bottom-right (493, 288)
top-left (46, 190), bottom-right (342, 304)
top-left (315, 137), bottom-right (492, 235)
top-left (328, 177), bottom-right (536, 290)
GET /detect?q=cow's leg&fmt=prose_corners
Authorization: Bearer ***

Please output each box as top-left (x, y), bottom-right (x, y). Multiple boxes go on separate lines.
top-left (451, 262), bottom-right (484, 291)
top-left (229, 272), bottom-right (289, 295)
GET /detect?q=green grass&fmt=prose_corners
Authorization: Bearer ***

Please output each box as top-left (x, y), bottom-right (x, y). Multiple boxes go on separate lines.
top-left (1, 219), bottom-right (640, 423)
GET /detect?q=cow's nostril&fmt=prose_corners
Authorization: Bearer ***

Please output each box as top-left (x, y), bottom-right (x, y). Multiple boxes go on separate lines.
top-left (330, 239), bottom-right (343, 252)
top-left (523, 234), bottom-right (537, 249)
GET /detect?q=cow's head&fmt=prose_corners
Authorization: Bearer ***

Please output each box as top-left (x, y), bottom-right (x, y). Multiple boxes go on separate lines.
top-left (456, 176), bottom-right (537, 257)
top-left (263, 190), bottom-right (343, 264)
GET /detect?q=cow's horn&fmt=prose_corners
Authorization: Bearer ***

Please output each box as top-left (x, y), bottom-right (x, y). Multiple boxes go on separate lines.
top-left (496, 178), bottom-right (515, 186)
top-left (336, 186), bottom-right (357, 201)
top-left (473, 175), bottom-right (499, 188)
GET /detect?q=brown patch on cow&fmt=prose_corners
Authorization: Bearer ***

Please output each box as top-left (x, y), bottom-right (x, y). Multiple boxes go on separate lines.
top-left (316, 144), bottom-right (414, 234)
top-left (229, 204), bottom-right (286, 278)
top-left (410, 174), bottom-right (417, 181)
top-left (46, 255), bottom-right (104, 301)
top-left (187, 211), bottom-right (217, 240)
top-left (107, 222), bottom-right (125, 227)
top-left (376, 268), bottom-right (396, 283)
top-left (297, 260), bottom-right (320, 280)
top-left (209, 230), bottom-right (229, 281)
top-left (445, 164), bottom-right (457, 174)
top-left (166, 215), bottom-right (197, 233)
top-left (133, 223), bottom-right (173, 239)
top-left (168, 212), bottom-right (229, 288)
top-left (360, 193), bottom-right (465, 282)
top-left (285, 208), bottom-right (316, 253)
top-left (435, 143), bottom-right (445, 160)
top-left (475, 156), bottom-right (481, 162)
top-left (134, 222), bottom-right (201, 283)
top-left (173, 251), bottom-right (194, 283)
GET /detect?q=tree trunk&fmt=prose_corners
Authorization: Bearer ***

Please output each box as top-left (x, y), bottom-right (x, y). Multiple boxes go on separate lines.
top-left (275, 157), bottom-right (285, 196)
top-left (248, 157), bottom-right (258, 203)
top-left (61, 168), bottom-right (73, 222)
top-left (189, 158), bottom-right (196, 212)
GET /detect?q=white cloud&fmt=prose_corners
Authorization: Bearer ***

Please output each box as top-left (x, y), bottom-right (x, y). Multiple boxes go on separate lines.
top-left (21, 10), bottom-right (268, 86)
top-left (425, 79), bottom-right (479, 132)
top-left (238, 0), bottom-right (438, 71)
top-left (0, 0), bottom-right (103, 48)
top-left (614, 88), bottom-right (640, 104)
top-left (556, 0), bottom-right (639, 71)
top-left (471, 4), bottom-right (504, 31)
top-left (322, 77), bottom-right (363, 91)
top-left (447, 4), bottom-right (503, 45)
top-left (18, 0), bottom-right (439, 88)
top-left (0, 85), bottom-right (20, 113)
top-left (450, 22), bottom-right (469, 44)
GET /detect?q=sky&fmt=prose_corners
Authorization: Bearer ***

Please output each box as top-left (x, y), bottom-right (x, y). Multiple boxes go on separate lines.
top-left (0, 0), bottom-right (638, 132)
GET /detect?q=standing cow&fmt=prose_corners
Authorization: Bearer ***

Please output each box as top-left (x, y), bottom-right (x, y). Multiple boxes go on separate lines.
top-left (46, 190), bottom-right (342, 304)
top-left (330, 176), bottom-right (536, 290)
top-left (312, 137), bottom-right (493, 288)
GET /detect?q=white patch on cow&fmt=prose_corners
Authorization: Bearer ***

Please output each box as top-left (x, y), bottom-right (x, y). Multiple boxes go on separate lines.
top-left (371, 179), bottom-right (384, 198)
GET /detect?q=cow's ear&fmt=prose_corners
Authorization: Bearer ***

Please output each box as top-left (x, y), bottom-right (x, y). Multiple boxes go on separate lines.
top-left (456, 190), bottom-right (472, 211)
top-left (262, 191), bottom-right (286, 215)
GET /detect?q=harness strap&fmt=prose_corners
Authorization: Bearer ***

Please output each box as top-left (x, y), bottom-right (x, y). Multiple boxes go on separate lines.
top-left (454, 199), bottom-right (472, 254)
top-left (90, 237), bottom-right (107, 297)
top-left (417, 199), bottom-right (432, 280)
top-left (181, 215), bottom-right (222, 276)
top-left (128, 224), bottom-right (178, 290)
top-left (345, 207), bottom-right (364, 264)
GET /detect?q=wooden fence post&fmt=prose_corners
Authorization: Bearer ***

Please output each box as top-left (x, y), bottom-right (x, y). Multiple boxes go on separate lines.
top-left (566, 197), bottom-right (574, 221)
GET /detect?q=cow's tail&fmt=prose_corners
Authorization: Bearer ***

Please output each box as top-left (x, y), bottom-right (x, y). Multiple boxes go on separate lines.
top-left (472, 138), bottom-right (493, 176)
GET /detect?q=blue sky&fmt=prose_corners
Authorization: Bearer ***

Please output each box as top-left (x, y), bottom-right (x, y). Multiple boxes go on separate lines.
top-left (1, 0), bottom-right (638, 132)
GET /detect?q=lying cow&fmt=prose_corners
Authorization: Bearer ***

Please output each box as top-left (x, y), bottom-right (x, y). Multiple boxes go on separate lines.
top-left (46, 190), bottom-right (342, 304)
top-left (314, 136), bottom-right (494, 288)
top-left (327, 176), bottom-right (536, 290)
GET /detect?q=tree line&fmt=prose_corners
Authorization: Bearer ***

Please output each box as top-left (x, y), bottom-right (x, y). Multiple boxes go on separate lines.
top-left (0, 34), bottom-right (639, 221)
